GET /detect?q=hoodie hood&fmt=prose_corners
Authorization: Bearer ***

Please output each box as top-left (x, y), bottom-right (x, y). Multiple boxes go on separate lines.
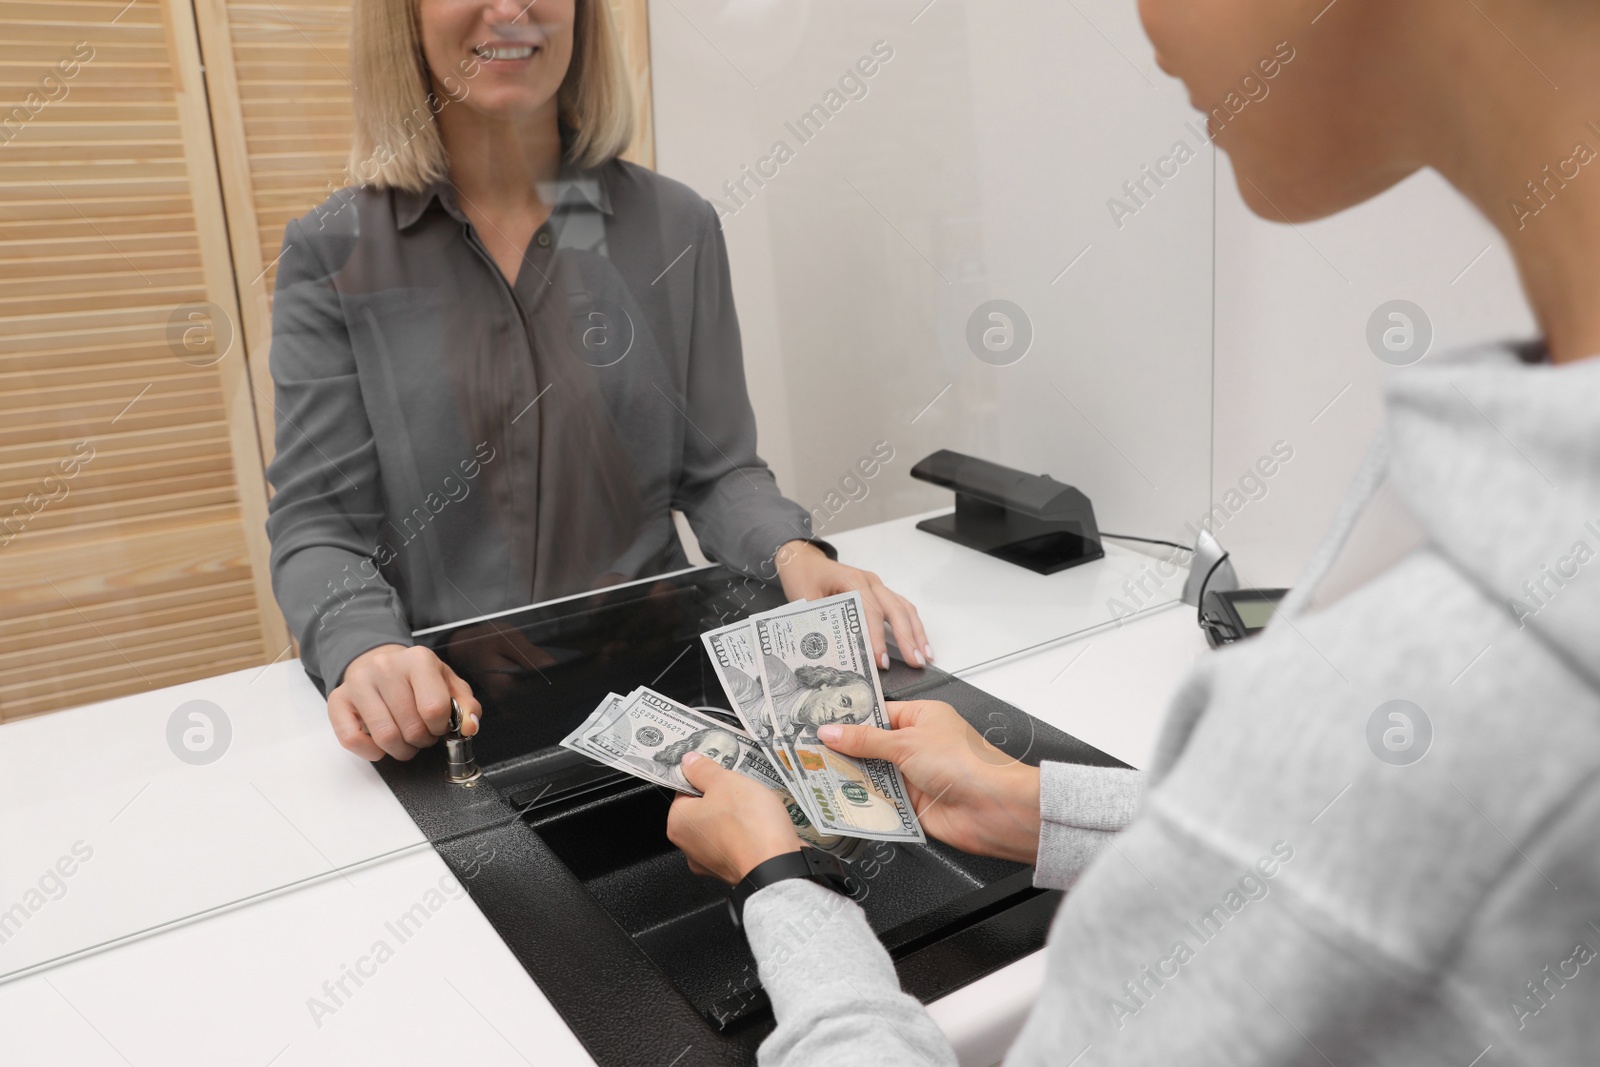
top-left (1384, 343), bottom-right (1600, 685)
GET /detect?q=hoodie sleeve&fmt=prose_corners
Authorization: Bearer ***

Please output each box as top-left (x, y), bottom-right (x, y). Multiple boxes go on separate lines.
top-left (1033, 762), bottom-right (1144, 890)
top-left (744, 880), bottom-right (957, 1067)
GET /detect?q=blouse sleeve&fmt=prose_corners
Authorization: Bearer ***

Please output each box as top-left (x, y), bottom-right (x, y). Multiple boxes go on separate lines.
top-left (264, 216), bottom-right (414, 694)
top-left (669, 200), bottom-right (818, 578)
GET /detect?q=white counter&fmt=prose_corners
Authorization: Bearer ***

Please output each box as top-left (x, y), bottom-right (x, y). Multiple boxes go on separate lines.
top-left (0, 514), bottom-right (1207, 1066)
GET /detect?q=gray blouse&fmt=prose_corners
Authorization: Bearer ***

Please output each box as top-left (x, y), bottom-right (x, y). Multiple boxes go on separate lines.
top-left (264, 159), bottom-right (815, 694)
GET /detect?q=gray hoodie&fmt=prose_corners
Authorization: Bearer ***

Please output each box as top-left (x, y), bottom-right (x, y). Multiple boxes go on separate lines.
top-left (743, 344), bottom-right (1600, 1066)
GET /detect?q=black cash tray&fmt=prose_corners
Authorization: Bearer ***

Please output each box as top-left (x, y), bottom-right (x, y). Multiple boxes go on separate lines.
top-left (379, 567), bottom-right (1127, 1065)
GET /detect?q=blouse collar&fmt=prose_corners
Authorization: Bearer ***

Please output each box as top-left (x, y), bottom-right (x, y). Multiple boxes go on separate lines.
top-left (394, 157), bottom-right (613, 231)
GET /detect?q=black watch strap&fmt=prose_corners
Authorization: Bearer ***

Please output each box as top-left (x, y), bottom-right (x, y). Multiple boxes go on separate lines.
top-left (727, 847), bottom-right (855, 928)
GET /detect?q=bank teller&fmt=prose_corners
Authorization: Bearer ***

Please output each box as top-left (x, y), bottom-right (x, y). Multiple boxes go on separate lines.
top-left (263, 0), bottom-right (930, 761)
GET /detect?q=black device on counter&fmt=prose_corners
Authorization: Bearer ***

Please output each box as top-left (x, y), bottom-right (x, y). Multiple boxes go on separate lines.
top-left (909, 449), bottom-right (1103, 575)
top-left (1201, 587), bottom-right (1288, 648)
top-left (379, 565), bottom-right (1129, 1065)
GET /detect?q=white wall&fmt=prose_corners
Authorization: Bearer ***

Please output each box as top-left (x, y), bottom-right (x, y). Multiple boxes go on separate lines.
top-left (1210, 156), bottom-right (1536, 589)
top-left (650, 0), bottom-right (1214, 550)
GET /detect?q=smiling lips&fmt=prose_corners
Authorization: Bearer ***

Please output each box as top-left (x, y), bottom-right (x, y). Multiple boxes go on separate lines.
top-left (473, 42), bottom-right (540, 61)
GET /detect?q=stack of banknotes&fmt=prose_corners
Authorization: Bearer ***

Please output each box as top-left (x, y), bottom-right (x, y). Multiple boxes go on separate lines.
top-left (558, 591), bottom-right (925, 858)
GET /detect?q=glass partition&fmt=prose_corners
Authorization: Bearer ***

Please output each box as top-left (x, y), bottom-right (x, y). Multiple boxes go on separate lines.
top-left (652, 0), bottom-right (1214, 669)
top-left (0, 0), bottom-right (1211, 984)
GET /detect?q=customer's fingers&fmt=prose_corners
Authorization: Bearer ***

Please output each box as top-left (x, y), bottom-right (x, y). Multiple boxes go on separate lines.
top-left (887, 700), bottom-right (953, 731)
top-left (680, 749), bottom-right (734, 794)
top-left (665, 791), bottom-right (725, 878)
top-left (328, 691), bottom-right (385, 761)
top-left (817, 721), bottom-right (907, 763)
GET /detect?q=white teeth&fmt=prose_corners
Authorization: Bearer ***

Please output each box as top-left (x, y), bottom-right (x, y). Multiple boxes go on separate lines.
top-left (473, 44), bottom-right (537, 60)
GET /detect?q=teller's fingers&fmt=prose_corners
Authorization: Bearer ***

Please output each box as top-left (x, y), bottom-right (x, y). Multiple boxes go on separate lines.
top-left (903, 596), bottom-right (933, 664)
top-left (328, 691), bottom-right (385, 761)
top-left (856, 584), bottom-right (891, 670)
top-left (374, 669), bottom-right (432, 750)
top-left (874, 584), bottom-right (926, 668)
top-left (407, 654), bottom-right (455, 737)
top-left (443, 667), bottom-right (482, 736)
top-left (351, 686), bottom-right (419, 760)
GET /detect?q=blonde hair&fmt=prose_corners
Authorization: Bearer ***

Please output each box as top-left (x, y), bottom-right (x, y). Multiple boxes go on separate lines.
top-left (347, 0), bottom-right (635, 191)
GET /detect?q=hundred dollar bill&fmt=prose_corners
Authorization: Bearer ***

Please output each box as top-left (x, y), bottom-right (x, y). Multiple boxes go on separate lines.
top-left (562, 691), bottom-right (627, 752)
top-left (776, 788), bottom-right (862, 859)
top-left (701, 618), bottom-right (819, 822)
top-left (565, 687), bottom-right (784, 795)
top-left (751, 592), bottom-right (925, 842)
top-left (559, 688), bottom-right (859, 857)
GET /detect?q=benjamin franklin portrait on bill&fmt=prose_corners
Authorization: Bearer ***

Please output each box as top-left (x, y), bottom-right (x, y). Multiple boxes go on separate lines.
top-left (763, 655), bottom-right (876, 741)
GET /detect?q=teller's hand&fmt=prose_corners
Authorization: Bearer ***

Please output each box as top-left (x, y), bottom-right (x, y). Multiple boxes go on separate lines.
top-left (666, 752), bottom-right (801, 885)
top-left (819, 700), bottom-right (1040, 864)
top-left (773, 540), bottom-right (933, 670)
top-left (328, 644), bottom-right (481, 761)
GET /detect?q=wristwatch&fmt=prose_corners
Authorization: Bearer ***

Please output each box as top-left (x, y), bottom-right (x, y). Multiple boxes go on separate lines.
top-left (726, 846), bottom-right (858, 928)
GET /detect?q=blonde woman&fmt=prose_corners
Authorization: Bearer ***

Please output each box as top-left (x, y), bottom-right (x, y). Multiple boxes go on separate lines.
top-left (265, 0), bottom-right (931, 761)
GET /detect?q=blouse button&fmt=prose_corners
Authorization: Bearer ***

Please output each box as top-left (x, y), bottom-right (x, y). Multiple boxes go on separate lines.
top-left (536, 231), bottom-right (552, 248)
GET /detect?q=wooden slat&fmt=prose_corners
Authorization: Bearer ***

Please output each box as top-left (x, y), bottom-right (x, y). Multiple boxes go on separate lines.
top-left (0, 613), bottom-right (261, 679)
top-left (0, 583), bottom-right (257, 650)
top-left (0, 421), bottom-right (230, 468)
top-left (4, 519), bottom-right (258, 616)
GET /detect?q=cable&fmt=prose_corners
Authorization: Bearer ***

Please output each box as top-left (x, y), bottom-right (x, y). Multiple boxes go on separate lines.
top-left (1196, 551), bottom-right (1232, 629)
top-left (1099, 532), bottom-right (1192, 553)
top-left (1096, 532), bottom-right (1230, 633)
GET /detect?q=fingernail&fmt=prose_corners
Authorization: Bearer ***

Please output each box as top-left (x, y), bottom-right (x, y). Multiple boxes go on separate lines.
top-left (912, 649), bottom-right (925, 667)
top-left (880, 652), bottom-right (890, 670)
top-left (682, 751), bottom-right (704, 767)
top-left (469, 713), bottom-right (480, 732)
top-left (817, 725), bottom-right (843, 744)
top-left (924, 645), bottom-right (936, 663)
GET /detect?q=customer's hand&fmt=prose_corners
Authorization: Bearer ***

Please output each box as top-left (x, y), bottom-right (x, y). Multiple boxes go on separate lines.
top-left (773, 540), bottom-right (932, 670)
top-left (819, 701), bottom-right (1040, 864)
top-left (667, 752), bottom-right (801, 885)
top-left (328, 644), bottom-right (481, 761)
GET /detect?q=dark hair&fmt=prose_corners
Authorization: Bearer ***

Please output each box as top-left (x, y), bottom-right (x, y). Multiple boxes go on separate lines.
top-left (793, 665), bottom-right (867, 690)
top-left (654, 727), bottom-right (737, 769)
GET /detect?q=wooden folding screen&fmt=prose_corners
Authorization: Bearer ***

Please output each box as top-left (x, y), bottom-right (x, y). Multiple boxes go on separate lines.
top-left (0, 0), bottom-right (286, 720)
top-left (0, 0), bottom-right (655, 720)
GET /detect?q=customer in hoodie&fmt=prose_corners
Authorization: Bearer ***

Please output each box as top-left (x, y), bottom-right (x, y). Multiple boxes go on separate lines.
top-left (666, 0), bottom-right (1600, 1063)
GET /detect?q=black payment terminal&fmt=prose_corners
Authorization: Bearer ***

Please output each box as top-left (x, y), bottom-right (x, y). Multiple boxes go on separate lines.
top-left (1201, 587), bottom-right (1288, 648)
